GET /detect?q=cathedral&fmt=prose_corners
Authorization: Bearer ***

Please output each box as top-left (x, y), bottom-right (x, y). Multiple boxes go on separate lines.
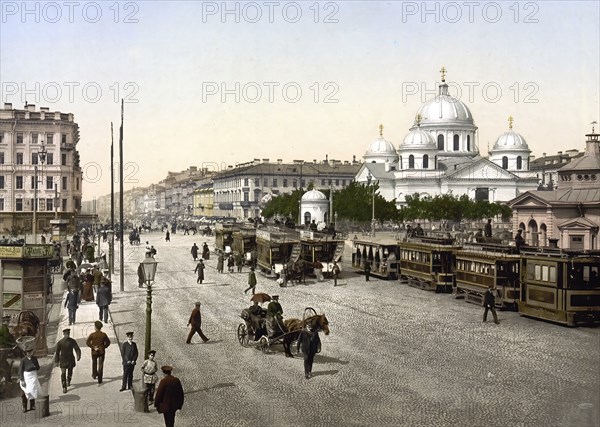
top-left (355, 69), bottom-right (540, 207)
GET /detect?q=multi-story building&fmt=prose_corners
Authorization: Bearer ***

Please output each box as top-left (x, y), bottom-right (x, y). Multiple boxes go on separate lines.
top-left (212, 158), bottom-right (361, 219)
top-left (0, 103), bottom-right (83, 235)
top-left (529, 149), bottom-right (583, 190)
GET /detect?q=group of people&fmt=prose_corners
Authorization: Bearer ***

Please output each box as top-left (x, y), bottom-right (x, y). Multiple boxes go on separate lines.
top-left (62, 263), bottom-right (113, 325)
top-left (216, 252), bottom-right (244, 274)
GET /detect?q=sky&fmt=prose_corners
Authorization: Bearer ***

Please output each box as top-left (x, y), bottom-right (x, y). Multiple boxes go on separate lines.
top-left (1, 1), bottom-right (598, 200)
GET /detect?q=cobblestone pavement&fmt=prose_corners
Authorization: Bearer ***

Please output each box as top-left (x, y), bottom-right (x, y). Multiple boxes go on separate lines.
top-left (97, 232), bottom-right (598, 427)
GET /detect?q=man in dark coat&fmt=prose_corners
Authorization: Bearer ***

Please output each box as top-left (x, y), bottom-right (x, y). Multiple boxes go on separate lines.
top-left (483, 286), bottom-right (500, 324)
top-left (186, 302), bottom-right (209, 344)
top-left (137, 263), bottom-right (145, 288)
top-left (297, 325), bottom-right (321, 379)
top-left (202, 242), bottom-right (210, 260)
top-left (515, 229), bottom-right (525, 251)
top-left (194, 260), bottom-right (205, 284)
top-left (96, 282), bottom-right (112, 323)
top-left (190, 243), bottom-right (199, 261)
top-left (86, 321), bottom-right (111, 383)
top-left (154, 365), bottom-right (184, 427)
top-left (120, 332), bottom-right (139, 391)
top-left (332, 261), bottom-right (341, 286)
top-left (64, 288), bottom-right (79, 325)
top-left (484, 219), bottom-right (493, 238)
top-left (54, 328), bottom-right (81, 393)
top-left (364, 261), bottom-right (371, 282)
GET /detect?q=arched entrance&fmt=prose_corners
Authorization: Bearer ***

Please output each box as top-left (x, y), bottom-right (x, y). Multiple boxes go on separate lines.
top-left (528, 219), bottom-right (538, 246)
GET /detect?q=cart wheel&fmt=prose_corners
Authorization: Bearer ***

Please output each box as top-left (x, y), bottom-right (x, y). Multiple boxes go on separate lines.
top-left (258, 336), bottom-right (269, 353)
top-left (237, 324), bottom-right (248, 346)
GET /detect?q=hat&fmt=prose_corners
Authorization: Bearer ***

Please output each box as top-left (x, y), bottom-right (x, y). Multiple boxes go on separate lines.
top-left (272, 295), bottom-right (279, 300)
top-left (195, 301), bottom-right (201, 306)
top-left (161, 365), bottom-right (173, 373)
top-left (148, 350), bottom-right (156, 356)
top-left (94, 321), bottom-right (103, 329)
top-left (126, 332), bottom-right (134, 337)
top-left (63, 328), bottom-right (71, 333)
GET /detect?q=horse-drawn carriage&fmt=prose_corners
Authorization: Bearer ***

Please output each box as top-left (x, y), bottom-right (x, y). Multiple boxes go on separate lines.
top-left (129, 231), bottom-right (141, 245)
top-left (48, 255), bottom-right (64, 274)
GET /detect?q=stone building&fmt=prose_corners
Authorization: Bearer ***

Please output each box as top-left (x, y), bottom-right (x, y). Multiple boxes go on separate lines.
top-left (300, 189), bottom-right (329, 226)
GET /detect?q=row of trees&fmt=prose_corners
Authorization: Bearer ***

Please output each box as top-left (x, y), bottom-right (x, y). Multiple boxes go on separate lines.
top-left (261, 183), bottom-right (512, 224)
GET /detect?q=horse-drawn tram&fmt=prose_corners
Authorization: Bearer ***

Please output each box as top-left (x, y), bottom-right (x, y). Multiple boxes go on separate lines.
top-left (518, 248), bottom-right (600, 326)
top-left (398, 236), bottom-right (458, 292)
top-left (214, 223), bottom-right (237, 254)
top-left (454, 242), bottom-right (520, 309)
top-left (256, 228), bottom-right (301, 277)
top-left (299, 230), bottom-right (345, 276)
top-left (232, 226), bottom-right (257, 265)
top-left (352, 236), bottom-right (399, 279)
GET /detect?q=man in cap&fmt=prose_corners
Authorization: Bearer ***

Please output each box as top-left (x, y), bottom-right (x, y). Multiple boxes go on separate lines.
top-left (86, 321), bottom-right (111, 384)
top-left (0, 315), bottom-right (16, 383)
top-left (186, 302), bottom-right (209, 344)
top-left (54, 328), bottom-right (81, 393)
top-left (266, 295), bottom-right (284, 338)
top-left (154, 365), bottom-right (184, 427)
top-left (120, 332), bottom-right (139, 391)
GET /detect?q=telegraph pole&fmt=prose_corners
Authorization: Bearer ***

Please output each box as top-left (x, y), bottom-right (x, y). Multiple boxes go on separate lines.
top-left (119, 100), bottom-right (125, 292)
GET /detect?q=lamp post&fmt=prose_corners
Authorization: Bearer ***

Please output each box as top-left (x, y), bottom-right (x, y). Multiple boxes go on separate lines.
top-left (366, 172), bottom-right (376, 237)
top-left (32, 144), bottom-right (47, 243)
top-left (140, 256), bottom-right (158, 359)
top-left (106, 229), bottom-right (114, 279)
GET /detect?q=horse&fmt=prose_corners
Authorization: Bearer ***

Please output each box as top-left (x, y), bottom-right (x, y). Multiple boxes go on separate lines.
top-left (12, 311), bottom-right (39, 339)
top-left (282, 313), bottom-right (330, 358)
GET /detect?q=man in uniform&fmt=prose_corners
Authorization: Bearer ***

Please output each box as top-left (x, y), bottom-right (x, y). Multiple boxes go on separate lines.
top-left (54, 328), bottom-right (81, 393)
top-left (186, 302), bottom-right (209, 344)
top-left (154, 365), bottom-right (184, 427)
top-left (120, 332), bottom-right (138, 391)
top-left (266, 295), bottom-right (284, 337)
top-left (86, 321), bottom-right (111, 384)
top-left (0, 315), bottom-right (16, 383)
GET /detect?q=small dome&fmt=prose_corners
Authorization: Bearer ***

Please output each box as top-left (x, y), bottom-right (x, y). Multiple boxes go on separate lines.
top-left (364, 136), bottom-right (399, 163)
top-left (493, 130), bottom-right (529, 151)
top-left (399, 128), bottom-right (437, 150)
top-left (301, 189), bottom-right (328, 201)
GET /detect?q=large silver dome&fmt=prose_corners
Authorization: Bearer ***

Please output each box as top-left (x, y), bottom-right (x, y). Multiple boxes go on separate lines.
top-left (416, 83), bottom-right (475, 126)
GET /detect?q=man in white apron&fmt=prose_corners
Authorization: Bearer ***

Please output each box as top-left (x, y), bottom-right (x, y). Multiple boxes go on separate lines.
top-left (19, 349), bottom-right (42, 413)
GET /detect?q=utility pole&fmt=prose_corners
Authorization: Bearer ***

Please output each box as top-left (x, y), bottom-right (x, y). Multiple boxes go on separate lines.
top-left (110, 122), bottom-right (115, 279)
top-left (119, 100), bottom-right (125, 292)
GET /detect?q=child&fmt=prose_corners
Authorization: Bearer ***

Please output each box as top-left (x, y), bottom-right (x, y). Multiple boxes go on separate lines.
top-left (141, 350), bottom-right (159, 404)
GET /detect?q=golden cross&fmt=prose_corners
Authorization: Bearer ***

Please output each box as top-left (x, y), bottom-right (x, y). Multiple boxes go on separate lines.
top-left (508, 115), bottom-right (514, 129)
top-left (440, 66), bottom-right (447, 82)
top-left (379, 124), bottom-right (384, 137)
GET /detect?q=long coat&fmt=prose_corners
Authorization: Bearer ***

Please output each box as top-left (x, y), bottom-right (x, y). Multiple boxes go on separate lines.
top-left (188, 307), bottom-right (202, 327)
top-left (121, 341), bottom-right (139, 366)
top-left (248, 271), bottom-right (257, 287)
top-left (96, 285), bottom-right (112, 307)
top-left (297, 328), bottom-right (321, 356)
top-left (154, 374), bottom-right (184, 414)
top-left (217, 255), bottom-right (224, 272)
top-left (194, 262), bottom-right (205, 280)
top-left (191, 245), bottom-right (199, 260)
top-left (54, 336), bottom-right (81, 368)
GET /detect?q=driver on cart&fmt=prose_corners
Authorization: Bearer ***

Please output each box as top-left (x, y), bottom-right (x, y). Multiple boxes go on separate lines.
top-left (266, 295), bottom-right (285, 338)
top-left (248, 301), bottom-right (266, 340)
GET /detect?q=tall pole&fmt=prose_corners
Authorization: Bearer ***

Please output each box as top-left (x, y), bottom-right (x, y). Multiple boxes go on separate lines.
top-left (33, 165), bottom-right (38, 243)
top-left (110, 123), bottom-right (115, 278)
top-left (119, 100), bottom-right (125, 292)
top-left (145, 279), bottom-right (152, 359)
top-left (371, 183), bottom-right (376, 237)
top-left (54, 180), bottom-right (58, 219)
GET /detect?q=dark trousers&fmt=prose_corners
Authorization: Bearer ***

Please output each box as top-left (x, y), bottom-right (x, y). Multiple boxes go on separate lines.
top-left (196, 275), bottom-right (203, 284)
top-left (68, 308), bottom-right (77, 324)
top-left (186, 326), bottom-right (208, 343)
top-left (365, 272), bottom-right (370, 281)
top-left (483, 306), bottom-right (499, 323)
top-left (145, 382), bottom-right (155, 402)
top-left (304, 352), bottom-right (316, 375)
top-left (163, 410), bottom-right (176, 427)
top-left (333, 275), bottom-right (338, 286)
top-left (21, 392), bottom-right (35, 410)
top-left (122, 364), bottom-right (134, 389)
top-left (98, 305), bottom-right (109, 322)
top-left (244, 286), bottom-right (255, 295)
top-left (92, 354), bottom-right (105, 381)
top-left (60, 366), bottom-right (73, 387)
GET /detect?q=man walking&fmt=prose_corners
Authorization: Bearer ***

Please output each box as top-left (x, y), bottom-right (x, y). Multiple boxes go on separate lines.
top-left (96, 281), bottom-right (112, 323)
top-left (364, 261), bottom-right (371, 282)
top-left (54, 328), bottom-right (81, 393)
top-left (194, 260), bottom-right (205, 284)
top-left (186, 302), bottom-right (209, 344)
top-left (120, 332), bottom-right (139, 391)
top-left (86, 321), bottom-right (111, 384)
top-left (483, 286), bottom-right (500, 324)
top-left (154, 365), bottom-right (184, 427)
top-left (244, 267), bottom-right (257, 295)
top-left (64, 288), bottom-right (79, 325)
top-left (297, 324), bottom-right (321, 379)
top-left (332, 261), bottom-right (341, 287)
top-left (190, 243), bottom-right (199, 261)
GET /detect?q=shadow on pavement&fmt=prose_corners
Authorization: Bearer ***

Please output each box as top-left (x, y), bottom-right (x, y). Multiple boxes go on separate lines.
top-left (315, 355), bottom-right (350, 365)
top-left (311, 369), bottom-right (339, 377)
top-left (185, 382), bottom-right (236, 395)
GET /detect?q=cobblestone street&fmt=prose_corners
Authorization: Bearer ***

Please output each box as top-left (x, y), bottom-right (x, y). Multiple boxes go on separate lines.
top-left (106, 233), bottom-right (599, 427)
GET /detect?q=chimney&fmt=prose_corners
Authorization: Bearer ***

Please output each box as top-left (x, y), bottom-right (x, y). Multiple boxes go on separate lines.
top-left (548, 238), bottom-right (559, 248)
top-left (4, 103), bottom-right (12, 110)
top-left (277, 159), bottom-right (282, 165)
top-left (542, 153), bottom-right (546, 157)
top-left (313, 159), bottom-right (317, 164)
top-left (40, 107), bottom-right (49, 112)
top-left (557, 151), bottom-right (562, 156)
top-left (26, 104), bottom-right (35, 112)
top-left (353, 155), bottom-right (356, 163)
top-left (262, 158), bottom-right (269, 163)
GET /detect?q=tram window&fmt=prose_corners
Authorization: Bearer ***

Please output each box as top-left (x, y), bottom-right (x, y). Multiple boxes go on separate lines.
top-left (549, 266), bottom-right (556, 283)
top-left (527, 263), bottom-right (536, 280)
top-left (471, 262), bottom-right (475, 272)
top-left (535, 265), bottom-right (541, 281)
top-left (542, 265), bottom-right (549, 282)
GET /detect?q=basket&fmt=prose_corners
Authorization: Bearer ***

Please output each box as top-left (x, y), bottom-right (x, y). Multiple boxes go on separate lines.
top-left (16, 336), bottom-right (36, 352)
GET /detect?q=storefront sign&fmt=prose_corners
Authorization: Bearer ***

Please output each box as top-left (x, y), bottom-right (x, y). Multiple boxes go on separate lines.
top-left (24, 293), bottom-right (45, 309)
top-left (0, 245), bottom-right (53, 259)
top-left (2, 293), bottom-right (22, 310)
top-left (0, 246), bottom-right (23, 258)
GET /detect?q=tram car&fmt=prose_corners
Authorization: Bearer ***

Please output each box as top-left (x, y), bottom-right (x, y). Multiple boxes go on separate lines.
top-left (299, 230), bottom-right (345, 276)
top-left (352, 236), bottom-right (399, 279)
top-left (256, 228), bottom-right (301, 277)
top-left (398, 236), bottom-right (458, 292)
top-left (214, 223), bottom-right (237, 254)
top-left (454, 242), bottom-right (520, 309)
top-left (233, 226), bottom-right (257, 265)
top-left (518, 246), bottom-right (600, 326)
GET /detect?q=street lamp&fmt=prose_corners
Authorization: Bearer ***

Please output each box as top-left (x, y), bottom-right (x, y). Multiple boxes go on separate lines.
top-left (32, 144), bottom-right (47, 243)
top-left (140, 256), bottom-right (158, 359)
top-left (366, 172), bottom-right (376, 237)
top-left (106, 229), bottom-right (115, 279)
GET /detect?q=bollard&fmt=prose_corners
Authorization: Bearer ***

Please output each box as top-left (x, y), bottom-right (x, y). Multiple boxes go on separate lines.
top-left (35, 395), bottom-right (50, 418)
top-left (132, 383), bottom-right (149, 412)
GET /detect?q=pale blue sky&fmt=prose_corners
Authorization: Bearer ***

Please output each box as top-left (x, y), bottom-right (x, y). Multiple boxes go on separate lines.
top-left (1, 1), bottom-right (598, 198)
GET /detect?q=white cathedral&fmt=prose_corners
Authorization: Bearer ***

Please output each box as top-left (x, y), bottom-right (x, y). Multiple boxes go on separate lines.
top-left (355, 69), bottom-right (540, 207)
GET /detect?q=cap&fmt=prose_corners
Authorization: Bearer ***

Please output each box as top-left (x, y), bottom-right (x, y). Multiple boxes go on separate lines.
top-left (272, 295), bottom-right (279, 299)
top-left (195, 302), bottom-right (201, 306)
top-left (63, 328), bottom-right (71, 333)
top-left (94, 321), bottom-right (103, 329)
top-left (161, 365), bottom-right (173, 373)
top-left (148, 350), bottom-right (156, 356)
top-left (126, 332), bottom-right (134, 337)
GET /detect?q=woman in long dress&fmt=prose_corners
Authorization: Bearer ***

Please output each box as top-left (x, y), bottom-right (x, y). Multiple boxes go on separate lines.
top-left (81, 270), bottom-right (95, 302)
top-left (19, 350), bottom-right (42, 412)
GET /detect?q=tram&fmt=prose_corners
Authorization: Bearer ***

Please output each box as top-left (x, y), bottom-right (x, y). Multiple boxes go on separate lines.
top-left (518, 247), bottom-right (600, 326)
top-left (299, 230), bottom-right (345, 276)
top-left (233, 226), bottom-right (257, 265)
top-left (214, 223), bottom-right (237, 254)
top-left (256, 228), bottom-right (301, 277)
top-left (352, 236), bottom-right (399, 279)
top-left (454, 242), bottom-right (520, 309)
top-left (398, 236), bottom-right (457, 292)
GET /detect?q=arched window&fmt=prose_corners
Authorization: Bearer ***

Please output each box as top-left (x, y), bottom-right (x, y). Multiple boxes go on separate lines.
top-left (516, 156), bottom-right (522, 170)
top-left (453, 134), bottom-right (459, 151)
top-left (466, 135), bottom-right (471, 151)
top-left (502, 156), bottom-right (508, 170)
top-left (304, 212), bottom-right (312, 225)
top-left (409, 155), bottom-right (415, 169)
top-left (423, 154), bottom-right (429, 169)
top-left (437, 134), bottom-right (444, 150)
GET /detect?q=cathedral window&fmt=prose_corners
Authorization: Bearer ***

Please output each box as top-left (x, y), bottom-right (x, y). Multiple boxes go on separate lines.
top-left (467, 135), bottom-right (471, 151)
top-left (453, 135), bottom-right (459, 151)
top-left (409, 155), bottom-right (415, 169)
top-left (516, 156), bottom-right (522, 170)
top-left (423, 154), bottom-right (429, 168)
top-left (437, 134), bottom-right (444, 150)
top-left (502, 156), bottom-right (508, 170)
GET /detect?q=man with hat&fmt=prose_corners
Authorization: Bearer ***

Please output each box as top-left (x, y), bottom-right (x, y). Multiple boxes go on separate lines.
top-left (194, 259), bottom-right (205, 284)
top-left (86, 321), bottom-right (111, 384)
top-left (96, 280), bottom-right (112, 323)
top-left (120, 332), bottom-right (139, 391)
top-left (186, 302), bottom-right (209, 344)
top-left (54, 328), bottom-right (81, 393)
top-left (0, 315), bottom-right (16, 383)
top-left (154, 365), bottom-right (184, 427)
top-left (266, 295), bottom-right (284, 338)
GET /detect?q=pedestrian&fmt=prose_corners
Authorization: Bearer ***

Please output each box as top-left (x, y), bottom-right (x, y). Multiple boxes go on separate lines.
top-left (296, 323), bottom-right (321, 379)
top-left (120, 332), bottom-right (139, 391)
top-left (332, 261), bottom-right (341, 287)
top-left (244, 267), bottom-right (257, 295)
top-left (54, 328), bottom-right (81, 393)
top-left (138, 263), bottom-right (145, 288)
top-left (64, 288), bottom-right (79, 325)
top-left (66, 273), bottom-right (81, 304)
top-left (235, 252), bottom-right (244, 273)
top-left (227, 254), bottom-right (235, 273)
top-left (202, 242), bottom-right (210, 260)
top-left (483, 286), bottom-right (500, 324)
top-left (165, 230), bottom-right (170, 242)
top-left (92, 264), bottom-right (103, 291)
top-left (81, 269), bottom-right (95, 302)
top-left (217, 253), bottom-right (224, 273)
top-left (191, 243), bottom-right (199, 261)
top-left (96, 281), bottom-right (112, 323)
top-left (194, 260), bottom-right (205, 284)
top-left (154, 365), bottom-right (184, 427)
top-left (515, 229), bottom-right (525, 251)
top-left (364, 261), bottom-right (371, 282)
top-left (314, 260), bottom-right (324, 282)
top-left (186, 302), bottom-right (209, 344)
top-left (0, 315), bottom-right (16, 383)
top-left (485, 218), bottom-right (493, 238)
top-left (141, 350), bottom-right (159, 405)
top-left (19, 349), bottom-right (42, 412)
top-left (86, 321), bottom-right (111, 384)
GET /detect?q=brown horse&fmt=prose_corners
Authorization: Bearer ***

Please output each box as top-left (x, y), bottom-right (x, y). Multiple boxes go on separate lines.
top-left (282, 314), bottom-right (330, 358)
